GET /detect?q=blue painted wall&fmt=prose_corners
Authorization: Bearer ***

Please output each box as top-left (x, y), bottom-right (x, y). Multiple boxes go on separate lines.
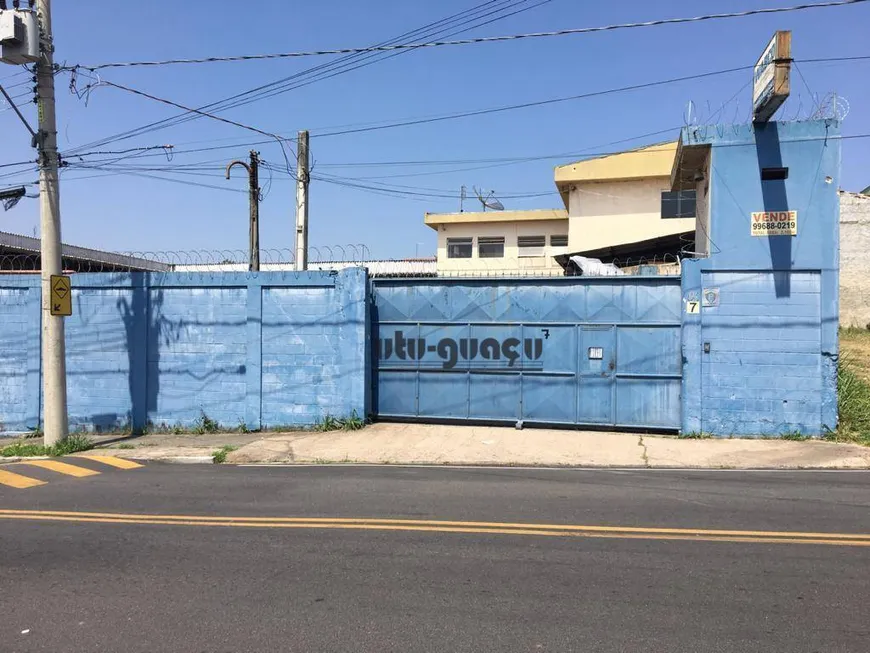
top-left (681, 119), bottom-right (840, 436)
top-left (0, 269), bottom-right (368, 434)
top-left (0, 123), bottom-right (841, 439)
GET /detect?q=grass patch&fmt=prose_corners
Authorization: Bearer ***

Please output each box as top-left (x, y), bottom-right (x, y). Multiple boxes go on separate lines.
top-left (212, 445), bottom-right (238, 464)
top-left (839, 328), bottom-right (870, 384)
top-left (0, 434), bottom-right (94, 458)
top-left (0, 442), bottom-right (46, 457)
top-left (52, 435), bottom-right (94, 456)
top-left (194, 411), bottom-right (220, 435)
top-left (780, 431), bottom-right (810, 441)
top-left (115, 443), bottom-right (136, 450)
top-left (827, 350), bottom-right (870, 446)
top-left (143, 412), bottom-right (223, 436)
top-left (314, 411), bottom-right (366, 432)
top-left (679, 431), bottom-right (712, 440)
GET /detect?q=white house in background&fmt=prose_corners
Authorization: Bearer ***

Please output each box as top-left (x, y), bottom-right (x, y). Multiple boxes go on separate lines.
top-left (424, 208), bottom-right (569, 276)
top-left (424, 141), bottom-right (698, 276)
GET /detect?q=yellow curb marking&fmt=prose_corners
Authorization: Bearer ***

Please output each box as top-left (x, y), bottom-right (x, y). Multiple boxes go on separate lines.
top-left (74, 455), bottom-right (144, 470)
top-left (0, 470), bottom-right (47, 489)
top-left (1, 510), bottom-right (869, 547)
top-left (19, 460), bottom-right (100, 477)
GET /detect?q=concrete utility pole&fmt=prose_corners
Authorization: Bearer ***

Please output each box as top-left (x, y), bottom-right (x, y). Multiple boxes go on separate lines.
top-left (226, 150), bottom-right (260, 272)
top-left (295, 130), bottom-right (309, 271)
top-left (36, 0), bottom-right (68, 445)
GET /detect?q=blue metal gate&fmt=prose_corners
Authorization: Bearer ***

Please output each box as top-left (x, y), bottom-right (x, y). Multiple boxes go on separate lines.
top-left (371, 277), bottom-right (682, 430)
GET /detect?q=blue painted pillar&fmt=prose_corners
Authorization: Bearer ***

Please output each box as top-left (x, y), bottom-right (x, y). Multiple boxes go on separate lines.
top-left (246, 280), bottom-right (263, 431)
top-left (130, 272), bottom-right (149, 432)
top-left (681, 260), bottom-right (703, 435)
top-left (25, 279), bottom-right (42, 430)
top-left (337, 268), bottom-right (370, 418)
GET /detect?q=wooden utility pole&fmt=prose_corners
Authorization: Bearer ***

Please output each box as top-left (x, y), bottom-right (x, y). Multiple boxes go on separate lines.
top-left (295, 130), bottom-right (309, 271)
top-left (226, 151), bottom-right (260, 272)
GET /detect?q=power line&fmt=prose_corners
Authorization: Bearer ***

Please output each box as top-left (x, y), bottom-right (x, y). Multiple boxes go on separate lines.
top-left (79, 77), bottom-right (298, 175)
top-left (317, 176), bottom-right (558, 200)
top-left (0, 83), bottom-right (37, 137)
top-left (64, 62), bottom-right (744, 165)
top-left (81, 0), bottom-right (870, 70)
top-left (0, 160), bottom-right (35, 169)
top-left (60, 121), bottom-right (701, 179)
top-left (57, 55), bottom-right (862, 161)
top-left (63, 122), bottom-right (868, 190)
top-left (794, 65), bottom-right (822, 117)
top-left (313, 54), bottom-right (869, 138)
top-left (90, 79), bottom-right (288, 144)
top-left (63, 0), bottom-right (548, 155)
top-left (189, 0), bottom-right (553, 121)
top-left (800, 54), bottom-right (870, 64)
top-left (62, 163), bottom-right (247, 194)
top-left (65, 133), bottom-right (870, 202)
top-left (0, 67), bottom-right (30, 82)
top-left (316, 67), bottom-right (752, 138)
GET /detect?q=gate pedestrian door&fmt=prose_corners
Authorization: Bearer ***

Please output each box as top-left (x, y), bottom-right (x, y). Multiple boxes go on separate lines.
top-left (372, 277), bottom-right (682, 430)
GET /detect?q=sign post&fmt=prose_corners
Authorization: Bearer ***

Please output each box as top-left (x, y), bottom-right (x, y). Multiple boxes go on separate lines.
top-left (753, 31), bottom-right (792, 123)
top-left (49, 274), bottom-right (72, 317)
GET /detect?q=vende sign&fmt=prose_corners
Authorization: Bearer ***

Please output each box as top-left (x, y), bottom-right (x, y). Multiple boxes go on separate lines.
top-left (751, 210), bottom-right (797, 237)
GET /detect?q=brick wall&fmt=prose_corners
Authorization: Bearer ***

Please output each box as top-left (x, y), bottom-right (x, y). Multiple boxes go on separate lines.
top-left (839, 190), bottom-right (870, 328)
top-left (0, 269), bottom-right (369, 435)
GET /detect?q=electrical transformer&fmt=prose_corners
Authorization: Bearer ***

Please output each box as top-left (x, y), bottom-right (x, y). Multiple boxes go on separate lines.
top-left (0, 8), bottom-right (39, 65)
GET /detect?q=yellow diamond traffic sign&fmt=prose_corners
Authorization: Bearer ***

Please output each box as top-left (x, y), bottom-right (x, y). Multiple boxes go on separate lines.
top-left (50, 275), bottom-right (72, 316)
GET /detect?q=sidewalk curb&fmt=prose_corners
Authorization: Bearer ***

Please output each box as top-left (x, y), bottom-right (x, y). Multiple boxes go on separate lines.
top-left (0, 455), bottom-right (51, 464)
top-left (229, 460), bottom-right (870, 470)
top-left (119, 455), bottom-right (215, 465)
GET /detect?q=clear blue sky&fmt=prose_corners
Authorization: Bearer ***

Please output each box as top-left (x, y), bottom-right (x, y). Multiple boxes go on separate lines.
top-left (1, 0), bottom-right (868, 259)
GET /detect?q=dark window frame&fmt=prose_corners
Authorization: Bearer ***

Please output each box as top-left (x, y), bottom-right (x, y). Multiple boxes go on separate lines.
top-left (661, 189), bottom-right (697, 219)
top-left (477, 236), bottom-right (505, 259)
top-left (446, 237), bottom-right (473, 259)
top-left (518, 235), bottom-right (546, 248)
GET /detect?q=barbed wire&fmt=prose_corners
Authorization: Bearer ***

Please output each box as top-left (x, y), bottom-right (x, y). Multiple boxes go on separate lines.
top-left (0, 245), bottom-right (373, 274)
top-left (0, 249), bottom-right (680, 277)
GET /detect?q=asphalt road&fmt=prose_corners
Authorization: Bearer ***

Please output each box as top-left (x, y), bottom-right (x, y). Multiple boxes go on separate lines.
top-left (2, 463), bottom-right (869, 652)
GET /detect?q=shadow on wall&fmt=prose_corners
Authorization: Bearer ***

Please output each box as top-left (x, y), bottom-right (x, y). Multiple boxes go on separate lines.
top-left (117, 279), bottom-right (182, 432)
top-left (754, 121), bottom-right (792, 298)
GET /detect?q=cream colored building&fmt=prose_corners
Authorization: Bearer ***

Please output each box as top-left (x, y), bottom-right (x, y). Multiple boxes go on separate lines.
top-left (425, 141), bottom-right (697, 275)
top-left (555, 142), bottom-right (695, 252)
top-left (424, 209), bottom-right (569, 276)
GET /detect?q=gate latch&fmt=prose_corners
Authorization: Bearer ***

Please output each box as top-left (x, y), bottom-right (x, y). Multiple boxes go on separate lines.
top-left (703, 342), bottom-right (711, 354)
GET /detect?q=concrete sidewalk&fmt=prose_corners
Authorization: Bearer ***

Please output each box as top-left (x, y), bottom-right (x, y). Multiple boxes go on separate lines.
top-left (82, 423), bottom-right (870, 469)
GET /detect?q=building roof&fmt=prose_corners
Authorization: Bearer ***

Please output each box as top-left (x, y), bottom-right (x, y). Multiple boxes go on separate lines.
top-left (554, 231), bottom-right (693, 267)
top-left (554, 141), bottom-right (678, 185)
top-left (424, 208), bottom-right (567, 230)
top-left (0, 230), bottom-right (171, 272)
top-left (554, 141), bottom-right (678, 208)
